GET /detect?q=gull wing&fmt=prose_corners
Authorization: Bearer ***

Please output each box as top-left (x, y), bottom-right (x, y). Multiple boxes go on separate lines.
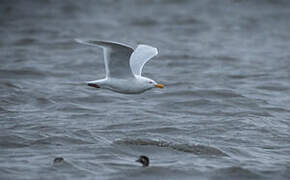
top-left (130, 44), bottom-right (158, 76)
top-left (75, 39), bottom-right (134, 78)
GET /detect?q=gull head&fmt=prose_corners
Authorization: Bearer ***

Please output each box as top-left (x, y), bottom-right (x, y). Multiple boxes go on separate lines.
top-left (137, 76), bottom-right (164, 90)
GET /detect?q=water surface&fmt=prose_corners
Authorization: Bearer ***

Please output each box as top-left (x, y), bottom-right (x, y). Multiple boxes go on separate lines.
top-left (1, 0), bottom-right (290, 179)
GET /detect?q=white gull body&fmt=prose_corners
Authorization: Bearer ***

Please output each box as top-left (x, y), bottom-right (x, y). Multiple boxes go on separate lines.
top-left (75, 39), bottom-right (164, 94)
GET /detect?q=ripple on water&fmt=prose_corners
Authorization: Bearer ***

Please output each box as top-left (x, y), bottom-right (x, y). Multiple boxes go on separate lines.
top-left (0, 69), bottom-right (46, 79)
top-left (155, 89), bottom-right (244, 100)
top-left (12, 38), bottom-right (37, 46)
top-left (212, 166), bottom-right (262, 180)
top-left (130, 18), bottom-right (158, 27)
top-left (256, 84), bottom-right (289, 92)
top-left (114, 138), bottom-right (228, 156)
top-left (31, 136), bottom-right (92, 146)
top-left (0, 135), bottom-right (30, 148)
top-left (1, 81), bottom-right (22, 89)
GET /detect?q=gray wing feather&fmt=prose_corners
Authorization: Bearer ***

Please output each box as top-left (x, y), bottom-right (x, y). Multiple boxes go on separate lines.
top-left (130, 44), bottom-right (158, 76)
top-left (75, 39), bottom-right (134, 78)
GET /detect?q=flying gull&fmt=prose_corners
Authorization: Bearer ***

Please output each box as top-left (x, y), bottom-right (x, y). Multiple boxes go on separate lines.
top-left (75, 39), bottom-right (164, 94)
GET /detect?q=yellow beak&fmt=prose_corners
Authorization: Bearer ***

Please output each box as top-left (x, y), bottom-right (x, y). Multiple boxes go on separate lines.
top-left (155, 83), bottom-right (164, 88)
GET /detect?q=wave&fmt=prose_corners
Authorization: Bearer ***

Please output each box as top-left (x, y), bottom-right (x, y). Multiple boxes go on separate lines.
top-left (155, 89), bottom-right (244, 99)
top-left (0, 69), bottom-right (46, 79)
top-left (31, 136), bottom-right (92, 146)
top-left (212, 166), bottom-right (262, 179)
top-left (256, 85), bottom-right (289, 92)
top-left (12, 38), bottom-right (37, 46)
top-left (0, 135), bottom-right (30, 148)
top-left (114, 138), bottom-right (228, 156)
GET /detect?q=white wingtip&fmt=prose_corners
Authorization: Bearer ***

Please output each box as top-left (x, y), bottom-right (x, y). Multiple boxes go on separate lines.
top-left (138, 44), bottom-right (158, 56)
top-left (74, 38), bottom-right (86, 44)
top-left (74, 38), bottom-right (100, 47)
top-left (154, 47), bottom-right (158, 55)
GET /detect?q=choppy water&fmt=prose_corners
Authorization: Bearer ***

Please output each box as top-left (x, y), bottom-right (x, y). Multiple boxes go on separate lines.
top-left (1, 0), bottom-right (290, 179)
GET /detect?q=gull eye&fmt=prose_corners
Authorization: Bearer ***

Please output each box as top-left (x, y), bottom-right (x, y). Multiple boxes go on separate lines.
top-left (149, 81), bottom-right (153, 84)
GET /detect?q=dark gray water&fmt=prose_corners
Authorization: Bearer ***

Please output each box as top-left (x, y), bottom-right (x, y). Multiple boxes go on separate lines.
top-left (1, 0), bottom-right (290, 179)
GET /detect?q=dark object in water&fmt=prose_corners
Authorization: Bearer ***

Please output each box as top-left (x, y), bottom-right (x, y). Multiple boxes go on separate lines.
top-left (136, 155), bottom-right (149, 167)
top-left (53, 157), bottom-right (64, 164)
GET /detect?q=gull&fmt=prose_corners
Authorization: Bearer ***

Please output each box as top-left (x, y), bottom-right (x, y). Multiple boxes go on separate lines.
top-left (75, 39), bottom-right (164, 94)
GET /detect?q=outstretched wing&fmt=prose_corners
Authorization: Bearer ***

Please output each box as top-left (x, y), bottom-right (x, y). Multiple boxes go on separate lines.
top-left (75, 39), bottom-right (134, 78)
top-left (129, 44), bottom-right (158, 76)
